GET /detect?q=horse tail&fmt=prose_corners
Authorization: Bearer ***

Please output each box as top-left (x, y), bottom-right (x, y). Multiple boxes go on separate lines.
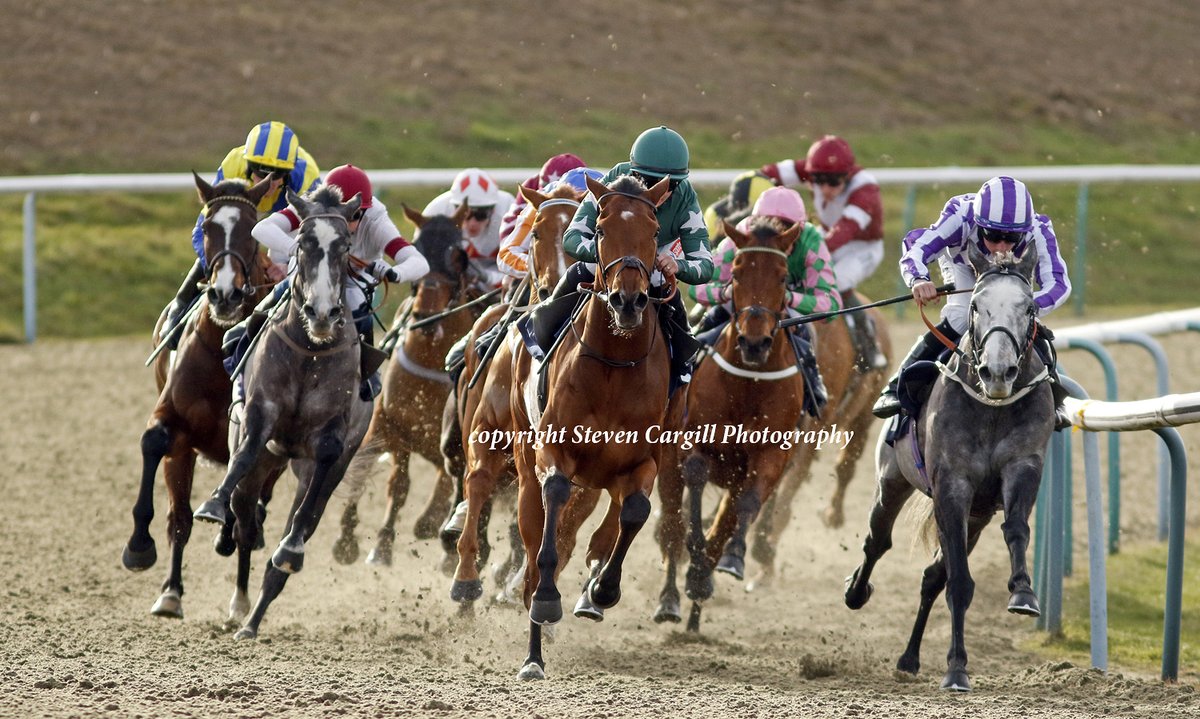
top-left (905, 494), bottom-right (938, 556)
top-left (334, 431), bottom-right (389, 501)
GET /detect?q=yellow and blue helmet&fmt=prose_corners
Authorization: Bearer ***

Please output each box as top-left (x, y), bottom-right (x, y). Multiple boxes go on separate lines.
top-left (243, 121), bottom-right (298, 171)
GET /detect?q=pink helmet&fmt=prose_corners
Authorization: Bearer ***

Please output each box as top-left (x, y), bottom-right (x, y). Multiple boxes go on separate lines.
top-left (538, 153), bottom-right (585, 187)
top-left (324, 164), bottom-right (373, 208)
top-left (751, 186), bottom-right (808, 225)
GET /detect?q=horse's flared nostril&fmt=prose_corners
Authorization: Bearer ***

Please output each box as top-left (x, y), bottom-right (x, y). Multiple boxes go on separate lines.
top-left (303, 304), bottom-right (317, 319)
top-left (978, 366), bottom-right (993, 383)
top-left (1004, 366), bottom-right (1019, 383)
top-left (633, 292), bottom-right (649, 312)
top-left (229, 288), bottom-right (244, 305)
top-left (206, 287), bottom-right (219, 304)
top-left (329, 306), bottom-right (343, 321)
top-left (538, 288), bottom-right (550, 301)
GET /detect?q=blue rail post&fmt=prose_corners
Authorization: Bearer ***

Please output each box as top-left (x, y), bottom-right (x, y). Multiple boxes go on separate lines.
top-left (1114, 332), bottom-right (1171, 540)
top-left (1061, 337), bottom-right (1122, 553)
top-left (1034, 458), bottom-right (1050, 631)
top-left (1153, 426), bottom-right (1187, 683)
top-left (1073, 183), bottom-right (1089, 317)
top-left (23, 192), bottom-right (37, 343)
top-left (1044, 430), bottom-right (1067, 635)
top-left (895, 184), bottom-right (918, 321)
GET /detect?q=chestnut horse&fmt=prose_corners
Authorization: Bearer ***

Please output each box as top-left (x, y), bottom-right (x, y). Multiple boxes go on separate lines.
top-left (510, 174), bottom-right (673, 680)
top-left (193, 185), bottom-right (373, 639)
top-left (331, 203), bottom-right (477, 567)
top-left (449, 181), bottom-right (584, 604)
top-left (122, 173), bottom-right (275, 619)
top-left (746, 294), bottom-right (892, 589)
top-left (653, 217), bottom-right (804, 631)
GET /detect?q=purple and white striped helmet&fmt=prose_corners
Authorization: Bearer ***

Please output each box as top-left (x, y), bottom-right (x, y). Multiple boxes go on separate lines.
top-left (972, 176), bottom-right (1035, 232)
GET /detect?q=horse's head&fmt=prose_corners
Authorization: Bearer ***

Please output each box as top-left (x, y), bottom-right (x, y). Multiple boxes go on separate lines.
top-left (194, 172), bottom-right (273, 326)
top-left (519, 183), bottom-right (585, 302)
top-left (286, 185), bottom-right (361, 344)
top-left (965, 240), bottom-right (1040, 399)
top-left (723, 217), bottom-right (798, 367)
top-left (585, 174), bottom-right (668, 332)
top-left (404, 203), bottom-right (471, 336)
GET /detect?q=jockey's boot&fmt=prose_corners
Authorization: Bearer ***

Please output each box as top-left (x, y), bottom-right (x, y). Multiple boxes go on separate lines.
top-left (356, 310), bottom-right (385, 402)
top-left (693, 303), bottom-right (732, 348)
top-left (872, 318), bottom-right (961, 419)
top-left (659, 292), bottom-right (703, 392)
top-left (789, 324), bottom-right (828, 419)
top-left (1032, 323), bottom-right (1072, 431)
top-left (841, 289), bottom-right (888, 371)
top-left (221, 284), bottom-right (285, 373)
top-left (161, 258), bottom-right (205, 350)
top-left (529, 262), bottom-right (593, 352)
top-left (445, 333), bottom-right (470, 392)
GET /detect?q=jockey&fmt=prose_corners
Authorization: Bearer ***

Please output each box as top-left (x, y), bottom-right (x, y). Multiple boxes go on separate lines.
top-left (702, 169), bottom-right (777, 242)
top-left (236, 165), bottom-right (430, 401)
top-left (161, 121), bottom-right (321, 349)
top-left (689, 186), bottom-right (840, 417)
top-left (871, 175), bottom-right (1072, 421)
top-left (497, 153), bottom-right (587, 245)
top-left (422, 168), bottom-right (516, 293)
top-left (761, 135), bottom-right (887, 368)
top-left (532, 125), bottom-right (714, 392)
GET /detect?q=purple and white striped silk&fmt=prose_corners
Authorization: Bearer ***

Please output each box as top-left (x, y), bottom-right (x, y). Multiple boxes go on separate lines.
top-left (972, 176), bottom-right (1034, 231)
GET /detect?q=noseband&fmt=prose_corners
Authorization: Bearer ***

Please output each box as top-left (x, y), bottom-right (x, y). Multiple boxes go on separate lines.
top-left (968, 266), bottom-right (1037, 371)
top-left (731, 246), bottom-right (790, 337)
top-left (198, 194), bottom-right (266, 300)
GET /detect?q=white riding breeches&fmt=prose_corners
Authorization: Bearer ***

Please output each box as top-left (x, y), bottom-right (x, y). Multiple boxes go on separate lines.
top-left (831, 240), bottom-right (884, 291)
top-left (937, 257), bottom-right (976, 335)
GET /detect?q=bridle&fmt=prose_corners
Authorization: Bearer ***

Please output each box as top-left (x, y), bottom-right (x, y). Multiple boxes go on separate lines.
top-left (966, 265), bottom-right (1038, 373)
top-left (198, 194), bottom-right (271, 301)
top-left (708, 245), bottom-right (799, 381)
top-left (527, 196), bottom-right (580, 302)
top-left (729, 246), bottom-right (789, 340)
top-left (581, 190), bottom-right (676, 305)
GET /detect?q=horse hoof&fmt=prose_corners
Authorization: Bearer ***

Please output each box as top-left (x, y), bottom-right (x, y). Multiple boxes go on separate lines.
top-left (228, 594), bottom-right (250, 625)
top-left (684, 566), bottom-right (714, 602)
top-left (193, 498), bottom-right (227, 525)
top-left (365, 546), bottom-right (392, 567)
top-left (413, 516), bottom-right (440, 541)
top-left (213, 532), bottom-right (236, 557)
top-left (586, 577), bottom-right (621, 610)
top-left (149, 591), bottom-right (183, 619)
top-left (517, 662), bottom-right (546, 681)
top-left (843, 571), bottom-right (874, 610)
top-left (122, 541), bottom-right (157, 571)
top-left (529, 597), bottom-right (563, 626)
top-left (271, 544), bottom-right (305, 574)
top-left (715, 554), bottom-right (745, 581)
top-left (1008, 590), bottom-right (1041, 617)
top-left (821, 506), bottom-right (845, 529)
top-left (573, 590), bottom-right (604, 622)
top-left (233, 627), bottom-right (258, 641)
top-left (896, 653), bottom-right (920, 676)
top-left (450, 579), bottom-right (483, 604)
top-left (940, 669), bottom-right (972, 692)
top-left (331, 537), bottom-right (359, 565)
top-left (653, 598), bottom-right (682, 624)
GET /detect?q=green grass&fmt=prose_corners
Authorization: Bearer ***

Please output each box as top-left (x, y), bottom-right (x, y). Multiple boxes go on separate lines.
top-left (1028, 539), bottom-right (1200, 676)
top-left (3, 117), bottom-right (1199, 341)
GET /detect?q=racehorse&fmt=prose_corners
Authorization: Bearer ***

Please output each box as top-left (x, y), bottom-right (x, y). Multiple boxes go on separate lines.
top-left (449, 181), bottom-right (584, 604)
top-left (193, 184), bottom-right (373, 639)
top-left (653, 217), bottom-right (804, 631)
top-left (330, 203), bottom-right (476, 567)
top-left (843, 242), bottom-right (1053, 691)
top-left (509, 174), bottom-right (673, 680)
top-left (746, 294), bottom-right (892, 587)
top-left (122, 173), bottom-right (276, 619)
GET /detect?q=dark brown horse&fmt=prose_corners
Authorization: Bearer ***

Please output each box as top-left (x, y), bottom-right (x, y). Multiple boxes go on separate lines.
top-left (122, 173), bottom-right (276, 618)
top-left (510, 174), bottom-right (673, 680)
top-left (449, 182), bottom-right (584, 604)
top-left (330, 203), bottom-right (478, 567)
top-left (654, 217), bottom-right (804, 630)
top-left (746, 294), bottom-right (892, 590)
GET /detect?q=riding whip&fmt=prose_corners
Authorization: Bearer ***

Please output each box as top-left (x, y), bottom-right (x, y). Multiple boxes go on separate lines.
top-left (778, 283), bottom-right (962, 329)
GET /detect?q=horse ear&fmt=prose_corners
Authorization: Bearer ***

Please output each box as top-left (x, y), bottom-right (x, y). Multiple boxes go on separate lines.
top-left (402, 202), bottom-right (428, 229)
top-left (723, 219), bottom-right (748, 250)
top-left (519, 184), bottom-right (548, 209)
top-left (285, 187), bottom-right (308, 216)
top-left (193, 171), bottom-right (214, 204)
top-left (777, 221), bottom-right (802, 256)
top-left (645, 176), bottom-right (672, 208)
top-left (247, 175), bottom-right (273, 206)
top-left (965, 237), bottom-right (990, 276)
top-left (1015, 242), bottom-right (1039, 278)
top-left (342, 193), bottom-right (363, 219)
top-left (584, 175), bottom-right (608, 201)
top-left (451, 201), bottom-right (470, 227)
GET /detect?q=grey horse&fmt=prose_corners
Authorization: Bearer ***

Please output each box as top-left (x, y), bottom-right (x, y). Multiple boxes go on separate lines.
top-left (843, 240), bottom-right (1056, 691)
top-left (194, 184), bottom-right (373, 639)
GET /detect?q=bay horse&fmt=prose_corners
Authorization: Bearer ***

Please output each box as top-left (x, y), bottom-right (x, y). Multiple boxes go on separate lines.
top-left (193, 184), bottom-right (373, 639)
top-left (746, 295), bottom-right (892, 587)
top-left (510, 174), bottom-right (673, 680)
top-left (449, 181), bottom-right (584, 604)
top-left (330, 202), bottom-right (476, 567)
top-left (653, 217), bottom-right (804, 631)
top-left (844, 242), bottom-right (1053, 691)
top-left (122, 173), bottom-right (276, 619)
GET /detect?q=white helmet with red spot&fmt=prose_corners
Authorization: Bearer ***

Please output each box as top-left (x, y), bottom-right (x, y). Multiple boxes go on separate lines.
top-left (449, 168), bottom-right (500, 208)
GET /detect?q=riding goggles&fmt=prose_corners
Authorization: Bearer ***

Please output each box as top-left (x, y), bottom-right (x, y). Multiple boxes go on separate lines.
top-left (811, 173), bottom-right (847, 187)
top-left (978, 226), bottom-right (1026, 245)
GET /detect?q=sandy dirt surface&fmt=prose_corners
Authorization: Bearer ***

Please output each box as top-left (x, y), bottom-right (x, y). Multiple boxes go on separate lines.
top-left (0, 327), bottom-right (1197, 718)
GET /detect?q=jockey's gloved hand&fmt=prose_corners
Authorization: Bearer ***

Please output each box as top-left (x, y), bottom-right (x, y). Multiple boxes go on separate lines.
top-left (368, 260), bottom-right (401, 283)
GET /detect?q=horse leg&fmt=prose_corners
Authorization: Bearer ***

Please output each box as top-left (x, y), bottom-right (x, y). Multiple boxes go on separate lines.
top-left (1001, 460), bottom-right (1043, 616)
top-left (824, 408), bottom-right (874, 528)
top-left (124, 421), bottom-right (169, 571)
top-left (529, 471), bottom-right (572, 625)
top-left (682, 453), bottom-right (714, 602)
top-left (439, 391), bottom-right (466, 552)
top-left (587, 488), bottom-right (652, 611)
top-left (366, 449), bottom-right (411, 567)
top-left (228, 456), bottom-right (289, 629)
top-left (195, 403), bottom-right (274, 525)
top-left (150, 449), bottom-right (197, 618)
top-left (844, 467), bottom-right (916, 609)
top-left (571, 492), bottom-right (616, 621)
top-left (717, 452), bottom-right (787, 582)
top-left (331, 432), bottom-right (385, 565)
top-left (934, 486), bottom-right (980, 692)
top-left (653, 449), bottom-right (686, 624)
top-left (234, 563), bottom-right (291, 641)
top-left (452, 454), bottom-right (507, 602)
top-left (748, 443), bottom-right (812, 586)
top-left (272, 419), bottom-right (348, 574)
top-left (415, 468), bottom-right (454, 541)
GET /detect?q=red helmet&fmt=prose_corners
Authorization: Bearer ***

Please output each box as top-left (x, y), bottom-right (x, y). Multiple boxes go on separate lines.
top-left (538, 153), bottom-right (585, 187)
top-left (804, 135), bottom-right (858, 177)
top-left (325, 164), bottom-right (373, 209)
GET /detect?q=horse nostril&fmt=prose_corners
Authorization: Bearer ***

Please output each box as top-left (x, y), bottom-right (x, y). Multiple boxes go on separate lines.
top-left (329, 306), bottom-right (343, 320)
top-left (633, 293), bottom-right (649, 311)
top-left (978, 366), bottom-right (992, 382)
top-left (303, 304), bottom-right (317, 319)
top-left (1004, 366), bottom-right (1019, 383)
top-left (206, 287), bottom-right (219, 303)
top-left (607, 291), bottom-right (622, 311)
top-left (538, 288), bottom-right (550, 301)
top-left (229, 288), bottom-right (243, 304)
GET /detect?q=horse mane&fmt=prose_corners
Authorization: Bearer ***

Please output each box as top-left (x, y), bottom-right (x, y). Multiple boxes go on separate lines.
top-left (987, 249), bottom-right (1021, 267)
top-left (547, 182), bottom-right (582, 199)
top-left (746, 215), bottom-right (788, 241)
top-left (308, 184), bottom-right (346, 209)
top-left (211, 177), bottom-right (252, 196)
top-left (610, 174), bottom-right (645, 194)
